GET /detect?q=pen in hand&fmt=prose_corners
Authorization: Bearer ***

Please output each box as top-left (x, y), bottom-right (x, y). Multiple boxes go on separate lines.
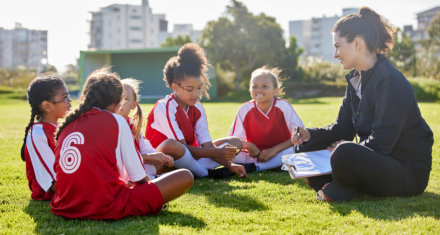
top-left (295, 126), bottom-right (300, 152)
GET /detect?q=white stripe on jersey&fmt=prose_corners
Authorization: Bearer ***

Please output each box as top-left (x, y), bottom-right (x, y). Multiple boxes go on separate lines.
top-left (151, 96), bottom-right (185, 140)
top-left (193, 102), bottom-right (212, 145)
top-left (112, 113), bottom-right (147, 183)
top-left (26, 123), bottom-right (56, 192)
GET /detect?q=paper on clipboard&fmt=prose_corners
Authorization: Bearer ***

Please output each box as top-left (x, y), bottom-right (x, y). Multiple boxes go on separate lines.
top-left (281, 150), bottom-right (332, 179)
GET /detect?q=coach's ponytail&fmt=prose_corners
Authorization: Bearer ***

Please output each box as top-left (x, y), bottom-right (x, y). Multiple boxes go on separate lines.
top-left (333, 6), bottom-right (395, 54)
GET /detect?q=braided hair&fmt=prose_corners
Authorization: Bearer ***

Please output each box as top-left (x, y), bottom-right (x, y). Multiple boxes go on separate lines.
top-left (21, 74), bottom-right (65, 161)
top-left (163, 42), bottom-right (212, 99)
top-left (56, 68), bottom-right (123, 140)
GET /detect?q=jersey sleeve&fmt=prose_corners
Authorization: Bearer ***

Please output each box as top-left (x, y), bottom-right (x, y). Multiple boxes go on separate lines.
top-left (151, 101), bottom-right (185, 141)
top-left (194, 103), bottom-right (212, 145)
top-left (26, 125), bottom-right (56, 192)
top-left (113, 114), bottom-right (147, 182)
top-left (279, 99), bottom-right (305, 132)
top-left (138, 132), bottom-right (156, 154)
top-left (228, 103), bottom-right (248, 141)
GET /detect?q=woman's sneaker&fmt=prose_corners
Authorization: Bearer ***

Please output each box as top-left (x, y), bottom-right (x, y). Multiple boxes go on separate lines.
top-left (306, 174), bottom-right (333, 192)
top-left (315, 181), bottom-right (357, 202)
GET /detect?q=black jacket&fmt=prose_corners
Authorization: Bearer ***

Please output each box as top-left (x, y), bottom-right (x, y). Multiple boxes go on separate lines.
top-left (304, 54), bottom-right (433, 171)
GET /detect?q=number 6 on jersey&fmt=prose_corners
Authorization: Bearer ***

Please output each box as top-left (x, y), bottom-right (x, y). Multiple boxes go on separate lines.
top-left (60, 132), bottom-right (84, 174)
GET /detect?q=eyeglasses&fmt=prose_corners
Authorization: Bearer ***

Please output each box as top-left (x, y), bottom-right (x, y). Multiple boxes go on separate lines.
top-left (51, 95), bottom-right (71, 104)
top-left (177, 83), bottom-right (202, 94)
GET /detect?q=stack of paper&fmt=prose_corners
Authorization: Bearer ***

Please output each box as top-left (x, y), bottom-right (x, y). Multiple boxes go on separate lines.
top-left (282, 150), bottom-right (332, 179)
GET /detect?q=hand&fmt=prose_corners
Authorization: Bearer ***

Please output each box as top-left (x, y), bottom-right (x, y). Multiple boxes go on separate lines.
top-left (291, 127), bottom-right (311, 146)
top-left (163, 155), bottom-right (174, 167)
top-left (258, 147), bottom-right (278, 162)
top-left (243, 141), bottom-right (260, 158)
top-left (216, 146), bottom-right (237, 162)
top-left (327, 140), bottom-right (346, 152)
top-left (228, 163), bottom-right (246, 178)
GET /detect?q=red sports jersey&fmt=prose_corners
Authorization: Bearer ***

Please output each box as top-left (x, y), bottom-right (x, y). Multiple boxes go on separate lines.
top-left (51, 108), bottom-right (163, 220)
top-left (229, 98), bottom-right (304, 150)
top-left (145, 94), bottom-right (211, 148)
top-left (24, 122), bottom-right (57, 200)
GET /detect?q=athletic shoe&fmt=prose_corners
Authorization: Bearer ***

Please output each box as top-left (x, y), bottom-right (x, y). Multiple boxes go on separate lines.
top-left (306, 174), bottom-right (333, 192)
top-left (207, 167), bottom-right (234, 179)
top-left (315, 181), bottom-right (357, 202)
top-left (240, 163), bottom-right (257, 173)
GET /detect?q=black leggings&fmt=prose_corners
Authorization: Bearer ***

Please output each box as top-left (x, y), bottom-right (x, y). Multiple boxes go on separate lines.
top-left (330, 142), bottom-right (430, 197)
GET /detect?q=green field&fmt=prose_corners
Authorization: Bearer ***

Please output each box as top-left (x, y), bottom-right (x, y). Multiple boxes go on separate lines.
top-left (1, 97), bottom-right (439, 234)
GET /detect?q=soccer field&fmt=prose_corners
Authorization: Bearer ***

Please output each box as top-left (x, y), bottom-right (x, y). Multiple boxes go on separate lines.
top-left (1, 97), bottom-right (439, 234)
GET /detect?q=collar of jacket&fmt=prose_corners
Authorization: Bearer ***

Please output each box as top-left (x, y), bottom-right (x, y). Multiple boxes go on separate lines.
top-left (344, 54), bottom-right (386, 94)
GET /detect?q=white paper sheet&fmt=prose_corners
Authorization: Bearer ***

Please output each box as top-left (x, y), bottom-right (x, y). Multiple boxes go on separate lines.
top-left (281, 150), bottom-right (332, 179)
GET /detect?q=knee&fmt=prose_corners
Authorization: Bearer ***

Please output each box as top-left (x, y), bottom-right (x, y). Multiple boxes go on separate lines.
top-left (158, 139), bottom-right (186, 157)
top-left (176, 169), bottom-right (194, 189)
top-left (330, 142), bottom-right (357, 168)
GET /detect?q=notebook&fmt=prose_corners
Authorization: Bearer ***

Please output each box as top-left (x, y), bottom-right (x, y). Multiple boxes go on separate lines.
top-left (281, 150), bottom-right (332, 179)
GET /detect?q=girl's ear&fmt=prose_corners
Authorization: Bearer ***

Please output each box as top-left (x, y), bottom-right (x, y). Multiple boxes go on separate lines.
top-left (171, 83), bottom-right (178, 92)
top-left (40, 101), bottom-right (53, 113)
top-left (274, 87), bottom-right (280, 97)
top-left (132, 101), bottom-right (138, 109)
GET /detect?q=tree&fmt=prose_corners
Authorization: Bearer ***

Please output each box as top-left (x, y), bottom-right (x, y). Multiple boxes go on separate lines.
top-left (161, 35), bottom-right (192, 48)
top-left (388, 28), bottom-right (416, 77)
top-left (201, 0), bottom-right (288, 90)
top-left (419, 12), bottom-right (440, 80)
top-left (281, 36), bottom-right (304, 81)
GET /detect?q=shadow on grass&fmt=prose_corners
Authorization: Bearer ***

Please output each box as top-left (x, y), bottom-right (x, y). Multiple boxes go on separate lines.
top-left (188, 177), bottom-right (269, 212)
top-left (327, 191), bottom-right (440, 220)
top-left (24, 199), bottom-right (206, 234)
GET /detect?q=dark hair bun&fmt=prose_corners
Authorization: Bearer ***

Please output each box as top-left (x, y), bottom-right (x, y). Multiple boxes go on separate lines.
top-left (177, 43), bottom-right (207, 71)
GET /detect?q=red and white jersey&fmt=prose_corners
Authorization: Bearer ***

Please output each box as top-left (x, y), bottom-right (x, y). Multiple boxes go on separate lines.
top-left (51, 108), bottom-right (147, 219)
top-left (145, 94), bottom-right (211, 148)
top-left (126, 117), bottom-right (155, 154)
top-left (229, 98), bottom-right (304, 150)
top-left (24, 122), bottom-right (57, 200)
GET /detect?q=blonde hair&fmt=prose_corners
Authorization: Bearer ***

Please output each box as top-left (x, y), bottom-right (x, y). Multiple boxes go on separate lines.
top-left (250, 66), bottom-right (285, 96)
top-left (121, 78), bottom-right (143, 141)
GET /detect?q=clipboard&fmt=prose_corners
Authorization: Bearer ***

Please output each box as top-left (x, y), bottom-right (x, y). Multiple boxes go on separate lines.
top-left (281, 150), bottom-right (332, 179)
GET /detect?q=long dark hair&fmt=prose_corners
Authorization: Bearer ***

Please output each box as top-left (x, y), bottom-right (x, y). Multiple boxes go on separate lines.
top-left (21, 74), bottom-right (65, 161)
top-left (56, 68), bottom-right (122, 140)
top-left (333, 6), bottom-right (395, 54)
top-left (163, 43), bottom-right (211, 99)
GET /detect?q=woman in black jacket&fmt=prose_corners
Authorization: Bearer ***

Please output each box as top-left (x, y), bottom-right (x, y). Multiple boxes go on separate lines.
top-left (292, 7), bottom-right (433, 202)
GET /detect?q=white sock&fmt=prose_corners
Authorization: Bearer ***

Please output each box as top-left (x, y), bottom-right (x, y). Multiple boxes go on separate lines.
top-left (173, 148), bottom-right (208, 177)
top-left (255, 153), bottom-right (283, 171)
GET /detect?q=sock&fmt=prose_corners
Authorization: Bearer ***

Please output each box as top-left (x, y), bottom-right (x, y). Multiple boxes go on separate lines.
top-left (173, 148), bottom-right (208, 177)
top-left (255, 153), bottom-right (283, 171)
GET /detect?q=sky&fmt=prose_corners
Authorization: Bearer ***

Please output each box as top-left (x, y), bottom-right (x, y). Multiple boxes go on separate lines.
top-left (1, 0), bottom-right (438, 71)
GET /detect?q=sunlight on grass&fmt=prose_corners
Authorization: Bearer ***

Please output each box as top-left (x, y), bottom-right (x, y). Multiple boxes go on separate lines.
top-left (0, 96), bottom-right (439, 233)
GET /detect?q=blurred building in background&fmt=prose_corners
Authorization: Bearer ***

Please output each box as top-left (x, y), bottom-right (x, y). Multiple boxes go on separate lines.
top-left (0, 23), bottom-right (48, 70)
top-left (289, 8), bottom-right (358, 61)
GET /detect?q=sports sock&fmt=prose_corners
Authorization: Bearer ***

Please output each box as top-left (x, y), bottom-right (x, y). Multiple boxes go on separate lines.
top-left (173, 148), bottom-right (208, 177)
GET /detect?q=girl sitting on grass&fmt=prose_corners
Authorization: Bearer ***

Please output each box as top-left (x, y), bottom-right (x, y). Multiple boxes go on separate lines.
top-left (50, 69), bottom-right (193, 219)
top-left (117, 78), bottom-right (192, 179)
top-left (228, 66), bottom-right (304, 172)
top-left (21, 74), bottom-right (71, 200)
top-left (145, 43), bottom-right (248, 178)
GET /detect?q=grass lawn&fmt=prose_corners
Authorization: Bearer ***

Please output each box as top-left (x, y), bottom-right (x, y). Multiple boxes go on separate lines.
top-left (0, 96), bottom-right (439, 234)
